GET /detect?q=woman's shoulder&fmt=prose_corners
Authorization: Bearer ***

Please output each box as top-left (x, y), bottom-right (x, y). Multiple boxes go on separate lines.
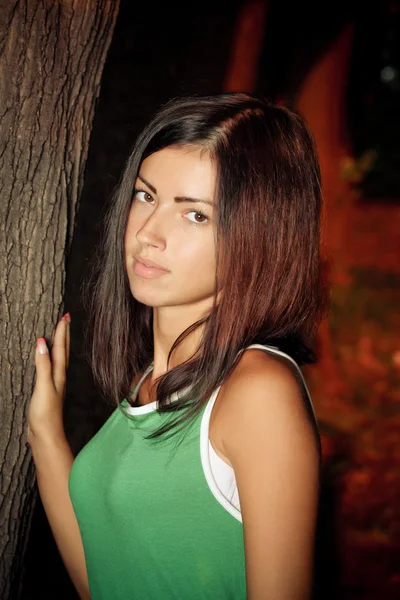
top-left (215, 346), bottom-right (319, 460)
top-left (223, 345), bottom-right (303, 403)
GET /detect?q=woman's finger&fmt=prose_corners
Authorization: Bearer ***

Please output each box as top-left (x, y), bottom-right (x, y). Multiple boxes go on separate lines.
top-left (65, 313), bottom-right (71, 370)
top-left (52, 316), bottom-right (68, 394)
top-left (34, 338), bottom-right (53, 390)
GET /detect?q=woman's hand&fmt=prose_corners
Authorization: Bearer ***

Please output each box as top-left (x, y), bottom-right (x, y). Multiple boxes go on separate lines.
top-left (27, 313), bottom-right (71, 444)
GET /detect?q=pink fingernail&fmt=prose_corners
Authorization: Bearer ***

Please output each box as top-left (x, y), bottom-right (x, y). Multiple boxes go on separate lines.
top-left (37, 338), bottom-right (48, 354)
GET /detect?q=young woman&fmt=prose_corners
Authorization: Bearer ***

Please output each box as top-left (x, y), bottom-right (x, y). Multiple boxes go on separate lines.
top-left (28, 92), bottom-right (327, 600)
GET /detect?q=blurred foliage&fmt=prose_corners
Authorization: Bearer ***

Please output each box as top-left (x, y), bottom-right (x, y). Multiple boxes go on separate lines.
top-left (311, 266), bottom-right (400, 422)
top-left (340, 150), bottom-right (377, 187)
top-left (308, 264), bottom-right (400, 598)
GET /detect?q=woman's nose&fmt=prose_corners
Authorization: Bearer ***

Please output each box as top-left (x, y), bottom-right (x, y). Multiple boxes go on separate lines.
top-left (135, 210), bottom-right (166, 249)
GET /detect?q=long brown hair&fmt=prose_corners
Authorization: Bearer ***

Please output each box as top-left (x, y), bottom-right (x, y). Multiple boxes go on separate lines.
top-left (83, 92), bottom-right (328, 440)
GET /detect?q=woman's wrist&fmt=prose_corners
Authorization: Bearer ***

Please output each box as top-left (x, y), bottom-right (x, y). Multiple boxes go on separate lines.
top-left (27, 418), bottom-right (66, 448)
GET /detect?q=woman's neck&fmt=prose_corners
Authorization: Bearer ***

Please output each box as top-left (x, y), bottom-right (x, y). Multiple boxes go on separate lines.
top-left (150, 301), bottom-right (211, 382)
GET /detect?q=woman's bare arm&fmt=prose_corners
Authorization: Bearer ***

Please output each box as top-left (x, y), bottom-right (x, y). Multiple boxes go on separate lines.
top-left (28, 316), bottom-right (90, 600)
top-left (220, 350), bottom-right (320, 599)
top-left (29, 429), bottom-right (90, 600)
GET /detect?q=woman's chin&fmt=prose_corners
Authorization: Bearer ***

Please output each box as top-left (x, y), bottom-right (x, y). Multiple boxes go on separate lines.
top-left (132, 294), bottom-right (158, 307)
top-left (130, 289), bottom-right (166, 308)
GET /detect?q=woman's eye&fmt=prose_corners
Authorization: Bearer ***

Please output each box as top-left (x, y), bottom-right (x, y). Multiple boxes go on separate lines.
top-left (134, 189), bottom-right (154, 203)
top-left (186, 211), bottom-right (209, 224)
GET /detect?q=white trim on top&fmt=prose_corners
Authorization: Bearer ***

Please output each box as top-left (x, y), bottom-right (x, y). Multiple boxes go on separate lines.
top-left (125, 399), bottom-right (158, 415)
top-left (200, 386), bottom-right (243, 523)
top-left (124, 364), bottom-right (188, 416)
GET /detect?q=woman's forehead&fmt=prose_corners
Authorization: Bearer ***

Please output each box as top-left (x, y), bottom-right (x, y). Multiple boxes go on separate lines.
top-left (138, 147), bottom-right (217, 200)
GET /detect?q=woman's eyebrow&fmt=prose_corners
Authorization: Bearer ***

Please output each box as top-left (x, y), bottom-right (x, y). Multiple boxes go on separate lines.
top-left (137, 174), bottom-right (214, 207)
top-left (137, 174), bottom-right (156, 194)
top-left (174, 196), bottom-right (215, 207)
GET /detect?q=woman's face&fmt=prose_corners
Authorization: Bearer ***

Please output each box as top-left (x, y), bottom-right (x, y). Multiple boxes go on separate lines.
top-left (124, 146), bottom-right (217, 312)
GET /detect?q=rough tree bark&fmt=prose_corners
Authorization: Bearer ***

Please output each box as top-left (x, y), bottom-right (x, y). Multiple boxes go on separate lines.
top-left (0, 1), bottom-right (120, 597)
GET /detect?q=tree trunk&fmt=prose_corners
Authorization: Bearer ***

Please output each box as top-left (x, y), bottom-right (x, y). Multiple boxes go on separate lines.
top-left (223, 0), bottom-right (269, 92)
top-left (0, 1), bottom-right (119, 597)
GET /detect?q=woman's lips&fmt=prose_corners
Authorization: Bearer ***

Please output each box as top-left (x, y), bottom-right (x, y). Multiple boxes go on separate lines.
top-left (133, 258), bottom-right (169, 279)
top-left (135, 255), bottom-right (168, 270)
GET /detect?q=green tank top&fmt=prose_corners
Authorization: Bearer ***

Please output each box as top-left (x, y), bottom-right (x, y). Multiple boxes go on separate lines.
top-left (68, 344), bottom-right (319, 599)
